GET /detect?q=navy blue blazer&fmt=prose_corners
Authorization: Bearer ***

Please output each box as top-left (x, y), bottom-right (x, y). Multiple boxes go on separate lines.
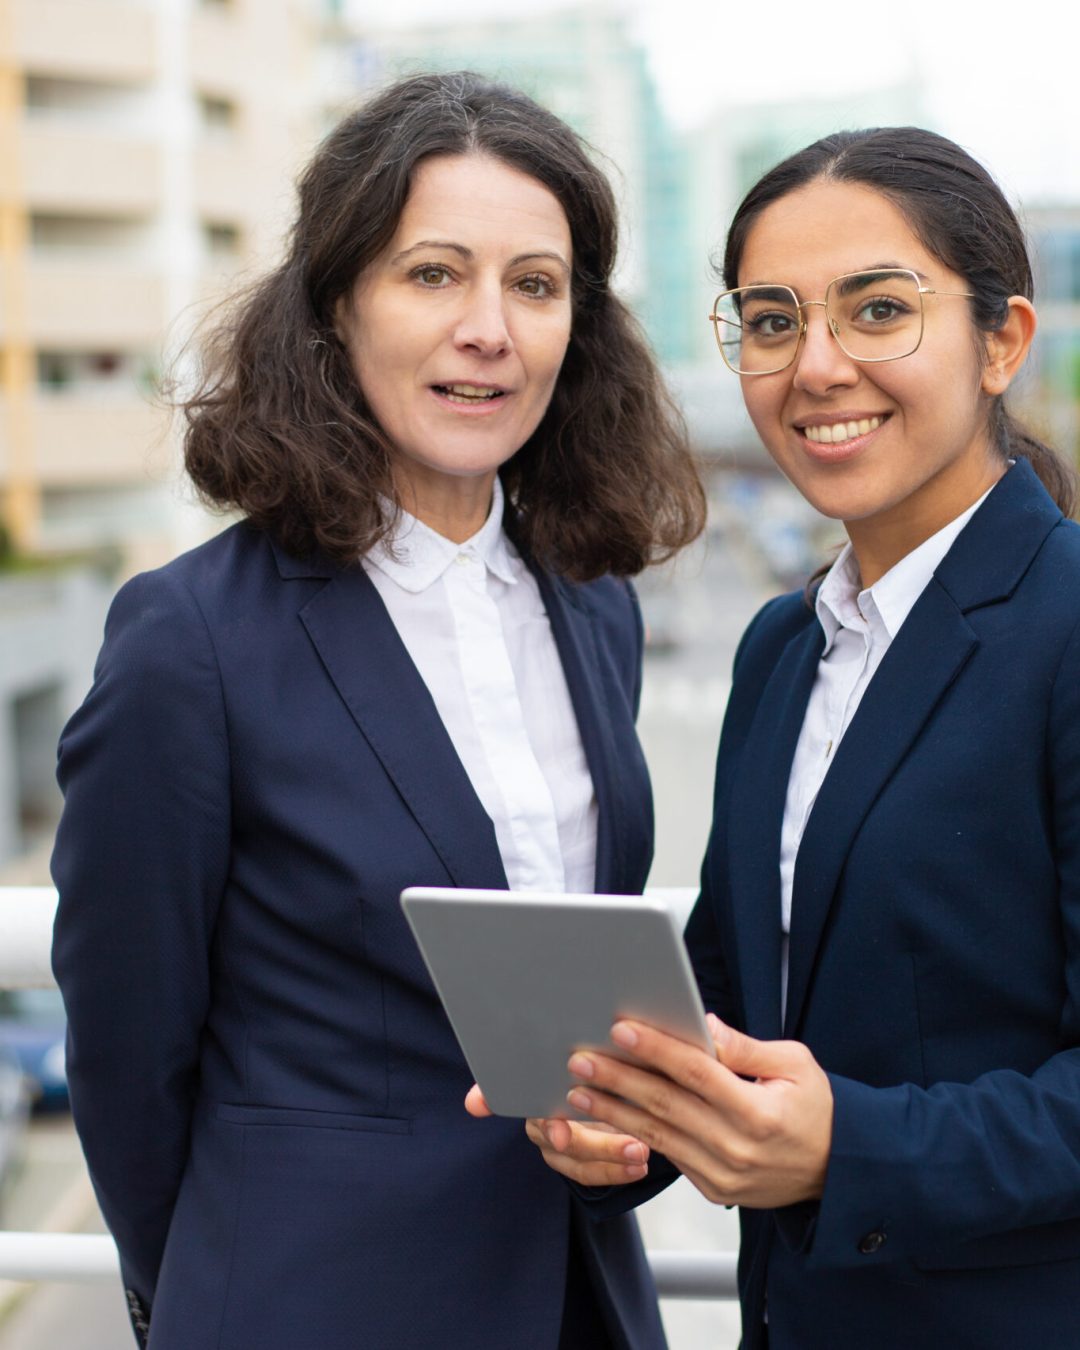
top-left (683, 458), bottom-right (1080, 1347)
top-left (51, 519), bottom-right (666, 1350)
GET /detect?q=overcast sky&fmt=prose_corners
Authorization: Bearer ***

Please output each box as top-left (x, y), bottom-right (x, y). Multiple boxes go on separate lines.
top-left (351, 0), bottom-right (1077, 206)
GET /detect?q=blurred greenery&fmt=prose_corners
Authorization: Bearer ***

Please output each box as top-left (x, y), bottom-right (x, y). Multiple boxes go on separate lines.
top-left (0, 528), bottom-right (123, 579)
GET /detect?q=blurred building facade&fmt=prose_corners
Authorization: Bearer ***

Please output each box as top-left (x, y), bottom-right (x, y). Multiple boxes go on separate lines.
top-left (1026, 206), bottom-right (1080, 462)
top-left (0, 0), bottom-right (332, 876)
top-left (1, 0), bottom-right (332, 565)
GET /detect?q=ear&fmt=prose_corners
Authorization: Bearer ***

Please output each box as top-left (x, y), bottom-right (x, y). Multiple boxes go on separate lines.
top-left (981, 296), bottom-right (1036, 396)
top-left (332, 290), bottom-right (355, 347)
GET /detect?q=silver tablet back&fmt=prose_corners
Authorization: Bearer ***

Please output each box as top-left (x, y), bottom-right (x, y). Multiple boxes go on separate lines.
top-left (401, 887), bottom-right (712, 1118)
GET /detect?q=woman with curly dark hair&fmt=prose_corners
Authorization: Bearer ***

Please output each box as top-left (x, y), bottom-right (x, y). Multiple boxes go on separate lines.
top-left (50, 71), bottom-right (703, 1350)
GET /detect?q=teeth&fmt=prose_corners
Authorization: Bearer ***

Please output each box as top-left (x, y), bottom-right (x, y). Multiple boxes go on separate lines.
top-left (440, 383), bottom-right (502, 402)
top-left (804, 416), bottom-right (882, 444)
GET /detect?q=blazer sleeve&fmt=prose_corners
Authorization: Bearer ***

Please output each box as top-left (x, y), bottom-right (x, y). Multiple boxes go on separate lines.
top-left (807, 614), bottom-right (1080, 1270)
top-left (51, 568), bottom-right (231, 1310)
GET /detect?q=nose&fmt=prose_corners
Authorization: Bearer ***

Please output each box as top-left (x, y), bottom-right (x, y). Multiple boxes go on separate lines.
top-left (791, 303), bottom-right (859, 395)
top-left (453, 282), bottom-right (513, 358)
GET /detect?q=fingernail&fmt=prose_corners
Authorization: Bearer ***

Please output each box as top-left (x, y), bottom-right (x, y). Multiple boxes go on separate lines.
top-left (610, 1022), bottom-right (638, 1049)
top-left (568, 1053), bottom-right (594, 1079)
top-left (623, 1141), bottom-right (646, 1163)
top-left (625, 1163), bottom-right (648, 1180)
top-left (567, 1089), bottom-right (592, 1112)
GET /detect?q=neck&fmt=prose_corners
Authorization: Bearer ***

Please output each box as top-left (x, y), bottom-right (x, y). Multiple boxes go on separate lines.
top-left (846, 453), bottom-right (1005, 589)
top-left (395, 468), bottom-right (499, 544)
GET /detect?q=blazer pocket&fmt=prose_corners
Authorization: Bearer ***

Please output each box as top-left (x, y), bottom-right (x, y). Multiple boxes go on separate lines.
top-left (214, 1102), bottom-right (412, 1135)
top-left (915, 1216), bottom-right (1080, 1272)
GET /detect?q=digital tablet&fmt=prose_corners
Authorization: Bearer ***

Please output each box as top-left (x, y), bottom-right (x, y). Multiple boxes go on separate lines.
top-left (400, 886), bottom-right (712, 1119)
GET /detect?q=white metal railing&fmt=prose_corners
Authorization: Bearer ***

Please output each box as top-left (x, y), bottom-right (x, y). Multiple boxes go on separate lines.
top-left (0, 886), bottom-right (59, 990)
top-left (0, 1231), bottom-right (738, 1296)
top-left (0, 885), bottom-right (738, 1299)
top-left (0, 1232), bottom-right (119, 1282)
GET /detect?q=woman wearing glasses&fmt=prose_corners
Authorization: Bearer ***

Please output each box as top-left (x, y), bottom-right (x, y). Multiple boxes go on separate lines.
top-left (509, 127), bottom-right (1080, 1346)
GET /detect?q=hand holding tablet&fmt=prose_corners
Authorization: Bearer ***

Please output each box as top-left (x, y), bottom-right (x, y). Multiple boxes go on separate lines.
top-left (400, 887), bottom-right (712, 1120)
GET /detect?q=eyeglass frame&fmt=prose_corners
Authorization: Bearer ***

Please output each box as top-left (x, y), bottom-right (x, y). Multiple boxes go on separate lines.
top-left (708, 268), bottom-right (976, 375)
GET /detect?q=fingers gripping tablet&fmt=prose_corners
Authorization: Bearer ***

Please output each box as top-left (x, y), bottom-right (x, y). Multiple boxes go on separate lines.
top-left (401, 887), bottom-right (712, 1118)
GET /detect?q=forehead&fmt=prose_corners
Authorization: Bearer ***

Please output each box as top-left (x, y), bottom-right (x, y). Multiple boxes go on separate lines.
top-left (392, 153), bottom-right (572, 258)
top-left (738, 179), bottom-right (944, 290)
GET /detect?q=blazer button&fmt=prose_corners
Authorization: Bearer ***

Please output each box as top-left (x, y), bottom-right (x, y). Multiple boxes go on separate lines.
top-left (858, 1230), bottom-right (887, 1254)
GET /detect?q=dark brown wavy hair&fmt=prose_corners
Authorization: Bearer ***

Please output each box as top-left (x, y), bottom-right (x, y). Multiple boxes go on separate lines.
top-left (181, 71), bottom-right (704, 579)
top-left (722, 126), bottom-right (1078, 518)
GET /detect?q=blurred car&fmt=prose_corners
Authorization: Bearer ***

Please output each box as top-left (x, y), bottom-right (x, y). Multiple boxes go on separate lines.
top-left (0, 988), bottom-right (69, 1111)
top-left (0, 1041), bottom-right (30, 1212)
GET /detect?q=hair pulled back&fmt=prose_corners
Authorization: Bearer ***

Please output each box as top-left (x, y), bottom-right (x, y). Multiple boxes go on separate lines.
top-left (182, 70), bottom-right (704, 578)
top-left (723, 126), bottom-right (1076, 515)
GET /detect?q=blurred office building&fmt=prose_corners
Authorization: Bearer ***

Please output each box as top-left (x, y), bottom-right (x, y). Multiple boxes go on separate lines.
top-left (0, 0), bottom-right (334, 876)
top-left (1026, 207), bottom-right (1080, 460)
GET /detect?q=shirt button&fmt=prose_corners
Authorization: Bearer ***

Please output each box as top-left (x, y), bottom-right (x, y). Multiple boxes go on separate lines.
top-left (857, 1230), bottom-right (887, 1255)
top-left (455, 553), bottom-right (471, 566)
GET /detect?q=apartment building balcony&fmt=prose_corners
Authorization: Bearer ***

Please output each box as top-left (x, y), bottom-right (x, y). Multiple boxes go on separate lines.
top-left (0, 393), bottom-right (166, 489)
top-left (18, 122), bottom-right (162, 218)
top-left (193, 140), bottom-right (258, 224)
top-left (190, 7), bottom-right (245, 95)
top-left (12, 0), bottom-right (157, 85)
top-left (0, 261), bottom-right (166, 349)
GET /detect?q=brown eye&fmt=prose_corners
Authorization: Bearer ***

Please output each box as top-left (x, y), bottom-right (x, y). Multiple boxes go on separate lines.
top-left (515, 273), bottom-right (554, 299)
top-left (413, 265), bottom-right (452, 287)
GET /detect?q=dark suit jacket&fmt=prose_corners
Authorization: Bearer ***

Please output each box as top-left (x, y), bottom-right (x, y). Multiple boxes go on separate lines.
top-left (686, 458), bottom-right (1080, 1348)
top-left (51, 519), bottom-right (666, 1350)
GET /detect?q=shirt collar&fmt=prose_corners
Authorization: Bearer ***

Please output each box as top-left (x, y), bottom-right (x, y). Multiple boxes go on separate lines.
top-left (365, 477), bottom-right (519, 594)
top-left (815, 484), bottom-right (994, 651)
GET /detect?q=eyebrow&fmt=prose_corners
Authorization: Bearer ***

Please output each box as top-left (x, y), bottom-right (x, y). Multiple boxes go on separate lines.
top-left (740, 285), bottom-right (798, 303)
top-left (832, 263), bottom-right (930, 295)
top-left (743, 262), bottom-right (931, 291)
top-left (390, 239), bottom-right (571, 275)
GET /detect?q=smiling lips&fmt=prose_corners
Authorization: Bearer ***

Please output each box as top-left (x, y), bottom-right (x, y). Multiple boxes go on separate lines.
top-left (802, 414), bottom-right (886, 445)
top-left (432, 383), bottom-right (507, 405)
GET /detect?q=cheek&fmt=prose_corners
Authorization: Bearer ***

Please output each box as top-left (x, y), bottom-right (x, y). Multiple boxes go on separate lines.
top-left (740, 378), bottom-right (785, 443)
top-left (349, 332), bottom-right (414, 414)
top-left (528, 313), bottom-right (573, 389)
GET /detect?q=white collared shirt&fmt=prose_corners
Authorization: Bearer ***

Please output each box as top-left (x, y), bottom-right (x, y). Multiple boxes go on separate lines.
top-left (778, 488), bottom-right (992, 1014)
top-left (362, 479), bottom-right (597, 894)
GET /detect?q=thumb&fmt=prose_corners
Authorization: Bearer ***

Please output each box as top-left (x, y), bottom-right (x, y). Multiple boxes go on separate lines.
top-left (464, 1083), bottom-right (494, 1117)
top-left (706, 1013), bottom-right (800, 1080)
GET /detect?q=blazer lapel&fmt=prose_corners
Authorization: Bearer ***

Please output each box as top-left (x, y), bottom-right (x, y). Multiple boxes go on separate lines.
top-left (727, 620), bottom-right (823, 1041)
top-left (783, 459), bottom-right (1061, 1037)
top-left (296, 563), bottom-right (508, 891)
top-left (533, 570), bottom-right (634, 895)
top-left (783, 581), bottom-right (976, 1036)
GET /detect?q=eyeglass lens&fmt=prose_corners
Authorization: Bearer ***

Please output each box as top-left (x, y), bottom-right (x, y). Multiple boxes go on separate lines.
top-left (713, 270), bottom-right (925, 373)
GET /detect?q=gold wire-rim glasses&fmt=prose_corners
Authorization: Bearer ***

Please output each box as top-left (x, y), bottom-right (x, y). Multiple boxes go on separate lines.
top-left (708, 268), bottom-right (976, 375)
